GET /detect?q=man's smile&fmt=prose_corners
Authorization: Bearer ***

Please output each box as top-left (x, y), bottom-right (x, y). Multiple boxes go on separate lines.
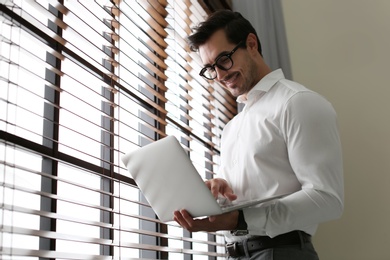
top-left (222, 72), bottom-right (240, 89)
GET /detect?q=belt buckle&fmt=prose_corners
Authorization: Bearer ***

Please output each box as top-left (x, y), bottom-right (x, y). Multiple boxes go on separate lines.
top-left (226, 242), bottom-right (240, 258)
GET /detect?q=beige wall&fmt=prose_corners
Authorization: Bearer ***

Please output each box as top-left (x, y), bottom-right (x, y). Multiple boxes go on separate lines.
top-left (281, 0), bottom-right (390, 259)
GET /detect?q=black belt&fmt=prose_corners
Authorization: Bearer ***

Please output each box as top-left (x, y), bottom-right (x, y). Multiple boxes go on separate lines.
top-left (226, 231), bottom-right (311, 258)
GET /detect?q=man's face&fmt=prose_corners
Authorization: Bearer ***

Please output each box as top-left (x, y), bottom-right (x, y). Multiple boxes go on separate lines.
top-left (198, 30), bottom-right (256, 97)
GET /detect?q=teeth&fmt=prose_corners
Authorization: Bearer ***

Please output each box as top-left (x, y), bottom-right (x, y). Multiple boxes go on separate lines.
top-left (225, 73), bottom-right (237, 86)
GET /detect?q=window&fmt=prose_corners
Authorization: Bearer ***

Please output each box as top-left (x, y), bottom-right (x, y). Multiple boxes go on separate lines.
top-left (0, 0), bottom-right (237, 259)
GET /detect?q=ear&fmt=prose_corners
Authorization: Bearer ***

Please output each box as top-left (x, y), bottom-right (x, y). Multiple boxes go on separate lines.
top-left (246, 33), bottom-right (258, 52)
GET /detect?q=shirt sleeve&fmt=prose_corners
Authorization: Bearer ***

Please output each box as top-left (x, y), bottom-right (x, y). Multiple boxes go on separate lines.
top-left (243, 91), bottom-right (344, 238)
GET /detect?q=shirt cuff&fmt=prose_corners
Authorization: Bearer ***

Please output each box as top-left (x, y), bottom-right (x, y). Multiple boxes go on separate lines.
top-left (243, 206), bottom-right (269, 236)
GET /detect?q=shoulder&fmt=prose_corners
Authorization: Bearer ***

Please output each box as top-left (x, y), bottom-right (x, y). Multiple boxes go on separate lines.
top-left (271, 79), bottom-right (333, 112)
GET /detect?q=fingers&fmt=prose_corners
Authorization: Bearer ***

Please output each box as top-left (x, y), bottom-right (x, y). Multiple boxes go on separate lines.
top-left (218, 179), bottom-right (236, 200)
top-left (205, 180), bottom-right (219, 199)
top-left (174, 210), bottom-right (210, 232)
top-left (225, 192), bottom-right (238, 201)
top-left (206, 178), bottom-right (237, 201)
top-left (174, 210), bottom-right (239, 232)
top-left (174, 210), bottom-right (192, 229)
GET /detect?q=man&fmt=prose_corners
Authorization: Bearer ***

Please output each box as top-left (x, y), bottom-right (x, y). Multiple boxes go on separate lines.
top-left (173, 10), bottom-right (343, 260)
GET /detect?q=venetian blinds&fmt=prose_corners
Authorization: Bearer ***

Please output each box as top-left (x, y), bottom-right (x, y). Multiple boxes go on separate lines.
top-left (0, 0), bottom-right (237, 259)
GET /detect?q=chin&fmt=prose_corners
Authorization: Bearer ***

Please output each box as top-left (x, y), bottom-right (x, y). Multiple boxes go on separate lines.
top-left (223, 83), bottom-right (242, 97)
top-left (229, 90), bottom-right (241, 98)
top-left (228, 86), bottom-right (242, 96)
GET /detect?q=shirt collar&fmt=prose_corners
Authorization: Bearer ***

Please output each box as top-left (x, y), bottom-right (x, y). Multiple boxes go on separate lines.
top-left (237, 69), bottom-right (285, 103)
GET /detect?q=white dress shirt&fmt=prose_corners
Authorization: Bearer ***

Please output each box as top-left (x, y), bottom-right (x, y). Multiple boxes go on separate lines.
top-left (219, 69), bottom-right (344, 241)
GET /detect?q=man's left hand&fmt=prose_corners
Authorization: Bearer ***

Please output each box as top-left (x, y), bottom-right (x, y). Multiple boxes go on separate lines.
top-left (173, 209), bottom-right (239, 232)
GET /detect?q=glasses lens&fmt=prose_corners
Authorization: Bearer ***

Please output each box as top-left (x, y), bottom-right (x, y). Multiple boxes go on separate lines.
top-left (201, 67), bottom-right (217, 80)
top-left (216, 55), bottom-right (233, 70)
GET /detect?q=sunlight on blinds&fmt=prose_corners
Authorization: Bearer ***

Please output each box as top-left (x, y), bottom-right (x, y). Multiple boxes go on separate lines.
top-left (0, 0), bottom-right (236, 259)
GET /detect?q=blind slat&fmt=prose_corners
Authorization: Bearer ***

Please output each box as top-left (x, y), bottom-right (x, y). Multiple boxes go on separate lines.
top-left (1, 0), bottom-right (236, 258)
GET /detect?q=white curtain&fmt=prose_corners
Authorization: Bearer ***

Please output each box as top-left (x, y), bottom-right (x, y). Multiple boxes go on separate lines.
top-left (232, 0), bottom-right (292, 80)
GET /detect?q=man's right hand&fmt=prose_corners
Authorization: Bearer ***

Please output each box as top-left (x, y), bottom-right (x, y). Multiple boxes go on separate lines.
top-left (205, 178), bottom-right (237, 201)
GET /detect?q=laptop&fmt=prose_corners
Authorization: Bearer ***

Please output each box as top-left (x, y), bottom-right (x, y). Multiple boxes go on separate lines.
top-left (121, 135), bottom-right (289, 222)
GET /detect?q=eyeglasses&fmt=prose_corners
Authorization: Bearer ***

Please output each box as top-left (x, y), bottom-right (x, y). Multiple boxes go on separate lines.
top-left (199, 41), bottom-right (244, 80)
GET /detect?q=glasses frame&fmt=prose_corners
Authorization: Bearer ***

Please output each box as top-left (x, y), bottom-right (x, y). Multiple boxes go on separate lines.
top-left (199, 41), bottom-right (245, 80)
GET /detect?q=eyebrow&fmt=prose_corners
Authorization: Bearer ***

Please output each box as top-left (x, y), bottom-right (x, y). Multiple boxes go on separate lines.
top-left (203, 50), bottom-right (231, 67)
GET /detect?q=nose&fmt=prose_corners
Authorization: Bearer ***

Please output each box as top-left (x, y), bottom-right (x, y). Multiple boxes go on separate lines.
top-left (214, 66), bottom-right (228, 81)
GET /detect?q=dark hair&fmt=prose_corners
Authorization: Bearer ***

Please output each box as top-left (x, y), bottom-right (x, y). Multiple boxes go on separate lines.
top-left (187, 10), bottom-right (262, 56)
